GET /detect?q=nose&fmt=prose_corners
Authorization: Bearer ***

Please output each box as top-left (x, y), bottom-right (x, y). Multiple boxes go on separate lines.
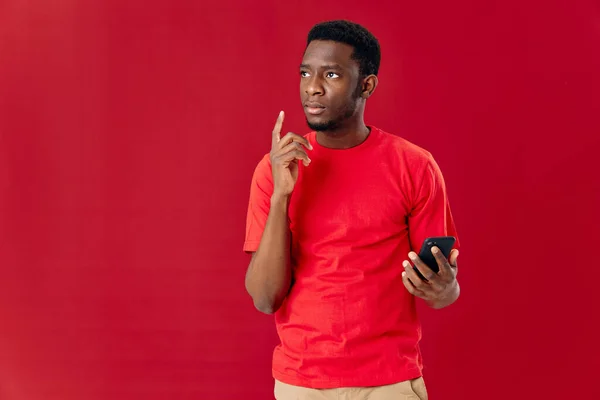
top-left (304, 75), bottom-right (324, 96)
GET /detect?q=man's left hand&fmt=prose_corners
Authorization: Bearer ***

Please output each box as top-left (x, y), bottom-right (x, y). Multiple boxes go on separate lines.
top-left (401, 247), bottom-right (460, 309)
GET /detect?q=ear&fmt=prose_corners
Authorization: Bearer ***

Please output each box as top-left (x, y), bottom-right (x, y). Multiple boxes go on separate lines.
top-left (360, 75), bottom-right (378, 99)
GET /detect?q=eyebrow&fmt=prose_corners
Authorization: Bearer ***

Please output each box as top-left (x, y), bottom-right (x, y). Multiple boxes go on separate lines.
top-left (300, 63), bottom-right (344, 70)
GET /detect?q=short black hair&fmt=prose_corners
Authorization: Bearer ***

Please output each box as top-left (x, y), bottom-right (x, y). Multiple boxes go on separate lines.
top-left (306, 20), bottom-right (381, 76)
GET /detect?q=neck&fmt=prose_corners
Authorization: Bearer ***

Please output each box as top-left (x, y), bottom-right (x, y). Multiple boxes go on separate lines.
top-left (316, 118), bottom-right (370, 150)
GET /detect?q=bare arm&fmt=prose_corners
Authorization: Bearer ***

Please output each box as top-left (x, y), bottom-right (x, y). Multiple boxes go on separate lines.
top-left (244, 111), bottom-right (312, 314)
top-left (244, 194), bottom-right (292, 314)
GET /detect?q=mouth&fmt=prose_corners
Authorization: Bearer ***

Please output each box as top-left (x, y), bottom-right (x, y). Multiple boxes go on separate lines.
top-left (304, 102), bottom-right (326, 116)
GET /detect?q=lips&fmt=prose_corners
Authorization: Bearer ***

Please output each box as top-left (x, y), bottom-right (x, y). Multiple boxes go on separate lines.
top-left (304, 101), bottom-right (326, 115)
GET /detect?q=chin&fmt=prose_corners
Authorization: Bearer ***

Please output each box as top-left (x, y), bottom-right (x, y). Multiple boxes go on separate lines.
top-left (306, 117), bottom-right (339, 132)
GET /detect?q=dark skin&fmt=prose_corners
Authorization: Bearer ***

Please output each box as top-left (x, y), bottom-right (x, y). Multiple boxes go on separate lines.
top-left (299, 40), bottom-right (375, 149)
top-left (245, 39), bottom-right (459, 313)
top-left (403, 247), bottom-right (460, 309)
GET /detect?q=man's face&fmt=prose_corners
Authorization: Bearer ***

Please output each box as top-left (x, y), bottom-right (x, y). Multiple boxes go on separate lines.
top-left (300, 40), bottom-right (363, 132)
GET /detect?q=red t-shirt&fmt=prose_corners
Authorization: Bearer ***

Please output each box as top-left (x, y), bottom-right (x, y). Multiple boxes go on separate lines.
top-left (243, 126), bottom-right (460, 389)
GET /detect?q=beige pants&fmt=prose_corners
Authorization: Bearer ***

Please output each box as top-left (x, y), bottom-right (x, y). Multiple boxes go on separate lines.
top-left (274, 377), bottom-right (428, 400)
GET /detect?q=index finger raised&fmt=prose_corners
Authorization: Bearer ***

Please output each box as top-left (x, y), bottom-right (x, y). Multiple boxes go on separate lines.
top-left (272, 111), bottom-right (284, 148)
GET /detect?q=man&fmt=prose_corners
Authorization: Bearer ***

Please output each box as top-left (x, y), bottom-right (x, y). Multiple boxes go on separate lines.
top-left (243, 20), bottom-right (460, 400)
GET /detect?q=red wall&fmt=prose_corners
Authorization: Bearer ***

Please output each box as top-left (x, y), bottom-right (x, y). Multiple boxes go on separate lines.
top-left (1, 1), bottom-right (599, 399)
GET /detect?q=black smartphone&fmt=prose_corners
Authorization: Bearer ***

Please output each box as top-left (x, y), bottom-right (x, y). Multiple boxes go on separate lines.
top-left (413, 236), bottom-right (456, 280)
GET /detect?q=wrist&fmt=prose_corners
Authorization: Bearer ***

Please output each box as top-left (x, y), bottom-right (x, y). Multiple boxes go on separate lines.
top-left (270, 193), bottom-right (290, 208)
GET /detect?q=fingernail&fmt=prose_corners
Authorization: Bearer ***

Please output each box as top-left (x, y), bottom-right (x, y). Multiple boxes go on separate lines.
top-left (432, 247), bottom-right (439, 254)
top-left (402, 271), bottom-right (406, 277)
top-left (309, 143), bottom-right (314, 150)
top-left (409, 252), bottom-right (417, 260)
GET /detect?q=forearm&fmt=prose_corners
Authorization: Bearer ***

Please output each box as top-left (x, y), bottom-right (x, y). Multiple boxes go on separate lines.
top-left (244, 194), bottom-right (292, 314)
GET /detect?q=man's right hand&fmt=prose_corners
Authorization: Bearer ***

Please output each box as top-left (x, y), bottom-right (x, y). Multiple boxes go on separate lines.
top-left (270, 111), bottom-right (313, 197)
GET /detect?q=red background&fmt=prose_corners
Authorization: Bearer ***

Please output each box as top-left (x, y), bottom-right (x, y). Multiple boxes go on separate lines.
top-left (1, 1), bottom-right (599, 399)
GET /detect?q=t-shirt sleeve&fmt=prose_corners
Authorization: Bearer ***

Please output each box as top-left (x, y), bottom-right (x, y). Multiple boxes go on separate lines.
top-left (407, 155), bottom-right (460, 253)
top-left (243, 155), bottom-right (273, 253)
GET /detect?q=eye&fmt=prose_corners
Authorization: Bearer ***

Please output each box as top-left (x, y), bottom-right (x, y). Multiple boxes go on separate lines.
top-left (326, 72), bottom-right (340, 78)
top-left (300, 71), bottom-right (310, 77)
